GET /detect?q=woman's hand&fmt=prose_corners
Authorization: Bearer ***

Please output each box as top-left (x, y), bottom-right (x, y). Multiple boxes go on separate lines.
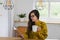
top-left (20, 34), bottom-right (24, 39)
top-left (37, 27), bottom-right (41, 32)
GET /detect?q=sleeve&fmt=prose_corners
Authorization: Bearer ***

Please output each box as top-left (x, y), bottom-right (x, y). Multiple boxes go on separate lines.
top-left (24, 22), bottom-right (29, 39)
top-left (24, 29), bottom-right (29, 39)
top-left (36, 22), bottom-right (48, 39)
top-left (24, 32), bottom-right (28, 39)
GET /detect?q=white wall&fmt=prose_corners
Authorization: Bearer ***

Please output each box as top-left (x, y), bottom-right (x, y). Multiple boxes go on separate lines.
top-left (0, 5), bottom-right (8, 37)
top-left (14, 0), bottom-right (33, 20)
top-left (47, 23), bottom-right (60, 39)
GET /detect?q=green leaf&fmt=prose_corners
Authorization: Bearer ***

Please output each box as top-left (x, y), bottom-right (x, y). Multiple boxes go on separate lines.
top-left (0, 3), bottom-right (3, 4)
top-left (18, 14), bottom-right (26, 18)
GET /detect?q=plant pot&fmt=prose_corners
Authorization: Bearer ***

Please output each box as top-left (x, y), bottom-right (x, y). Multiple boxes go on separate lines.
top-left (20, 18), bottom-right (25, 22)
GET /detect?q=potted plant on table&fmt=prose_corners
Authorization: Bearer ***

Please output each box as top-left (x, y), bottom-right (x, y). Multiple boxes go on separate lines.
top-left (18, 13), bottom-right (26, 22)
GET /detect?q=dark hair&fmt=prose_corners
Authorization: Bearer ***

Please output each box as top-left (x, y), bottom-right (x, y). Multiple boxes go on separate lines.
top-left (27, 9), bottom-right (40, 38)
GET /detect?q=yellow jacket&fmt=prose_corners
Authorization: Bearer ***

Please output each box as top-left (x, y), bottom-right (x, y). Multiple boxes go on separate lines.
top-left (24, 20), bottom-right (48, 40)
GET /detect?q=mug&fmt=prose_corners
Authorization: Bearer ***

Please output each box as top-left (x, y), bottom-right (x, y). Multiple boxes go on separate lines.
top-left (32, 25), bottom-right (38, 32)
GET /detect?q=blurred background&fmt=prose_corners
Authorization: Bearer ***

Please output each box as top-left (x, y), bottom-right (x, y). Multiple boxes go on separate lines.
top-left (0, 0), bottom-right (60, 39)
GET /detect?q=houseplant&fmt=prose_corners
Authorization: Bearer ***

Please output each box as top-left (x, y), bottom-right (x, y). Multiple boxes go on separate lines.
top-left (18, 13), bottom-right (26, 22)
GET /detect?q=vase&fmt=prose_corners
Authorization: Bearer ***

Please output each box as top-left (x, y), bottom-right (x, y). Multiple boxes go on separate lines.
top-left (20, 18), bottom-right (25, 22)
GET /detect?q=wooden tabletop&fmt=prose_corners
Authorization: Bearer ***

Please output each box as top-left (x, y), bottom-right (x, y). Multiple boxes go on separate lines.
top-left (0, 37), bottom-right (38, 40)
top-left (0, 37), bottom-right (59, 40)
top-left (0, 37), bottom-right (21, 40)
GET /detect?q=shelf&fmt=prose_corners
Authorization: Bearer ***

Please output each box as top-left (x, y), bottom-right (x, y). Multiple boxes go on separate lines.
top-left (14, 20), bottom-right (60, 24)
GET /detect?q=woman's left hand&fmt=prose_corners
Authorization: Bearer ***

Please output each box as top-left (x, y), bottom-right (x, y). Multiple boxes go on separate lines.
top-left (37, 27), bottom-right (41, 32)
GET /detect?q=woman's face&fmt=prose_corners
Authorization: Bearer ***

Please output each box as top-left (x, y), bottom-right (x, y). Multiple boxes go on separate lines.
top-left (31, 13), bottom-right (38, 22)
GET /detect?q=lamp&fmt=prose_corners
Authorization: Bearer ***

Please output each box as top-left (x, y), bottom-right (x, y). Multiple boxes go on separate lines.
top-left (35, 0), bottom-right (44, 10)
top-left (3, 0), bottom-right (14, 10)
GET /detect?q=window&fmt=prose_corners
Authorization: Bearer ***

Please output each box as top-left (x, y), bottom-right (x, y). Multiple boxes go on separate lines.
top-left (50, 2), bottom-right (60, 18)
top-left (34, 1), bottom-right (60, 23)
top-left (0, 0), bottom-right (3, 4)
top-left (35, 2), bottom-right (49, 18)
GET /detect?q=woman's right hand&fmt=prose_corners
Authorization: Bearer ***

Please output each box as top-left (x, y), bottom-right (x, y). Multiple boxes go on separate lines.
top-left (20, 34), bottom-right (24, 39)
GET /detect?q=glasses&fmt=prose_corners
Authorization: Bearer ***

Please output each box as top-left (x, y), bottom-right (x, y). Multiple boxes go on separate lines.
top-left (31, 15), bottom-right (35, 18)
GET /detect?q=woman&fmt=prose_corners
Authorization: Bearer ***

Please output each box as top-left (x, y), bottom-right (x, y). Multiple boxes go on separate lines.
top-left (20, 10), bottom-right (48, 40)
